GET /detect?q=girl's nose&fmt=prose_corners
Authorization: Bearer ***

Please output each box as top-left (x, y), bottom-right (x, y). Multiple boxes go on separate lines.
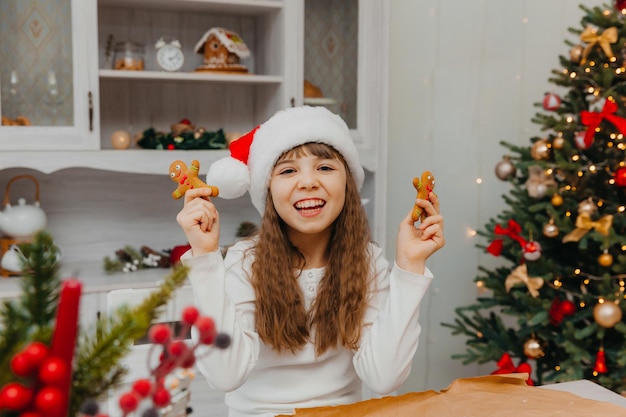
top-left (298, 171), bottom-right (319, 189)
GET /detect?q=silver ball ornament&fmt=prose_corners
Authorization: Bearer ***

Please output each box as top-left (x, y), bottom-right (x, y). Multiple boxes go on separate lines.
top-left (495, 157), bottom-right (516, 181)
top-left (523, 337), bottom-right (545, 359)
top-left (530, 139), bottom-right (550, 160)
top-left (543, 222), bottom-right (559, 238)
top-left (593, 302), bottom-right (623, 328)
top-left (577, 198), bottom-right (597, 216)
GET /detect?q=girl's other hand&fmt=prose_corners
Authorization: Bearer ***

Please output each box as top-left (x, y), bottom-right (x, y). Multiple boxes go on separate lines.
top-left (395, 192), bottom-right (445, 274)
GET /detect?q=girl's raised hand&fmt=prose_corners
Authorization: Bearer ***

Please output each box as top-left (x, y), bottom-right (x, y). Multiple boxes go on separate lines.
top-left (395, 192), bottom-right (445, 274)
top-left (176, 187), bottom-right (220, 256)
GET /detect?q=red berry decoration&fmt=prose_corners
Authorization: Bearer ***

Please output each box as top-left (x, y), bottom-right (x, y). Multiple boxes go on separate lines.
top-left (148, 324), bottom-right (172, 345)
top-left (10, 352), bottom-right (35, 378)
top-left (168, 340), bottom-right (189, 358)
top-left (118, 392), bottom-right (140, 413)
top-left (0, 382), bottom-right (33, 411)
top-left (614, 167), bottom-right (626, 187)
top-left (195, 316), bottom-right (216, 344)
top-left (181, 306), bottom-right (200, 325)
top-left (152, 387), bottom-right (171, 407)
top-left (23, 342), bottom-right (49, 366)
top-left (38, 357), bottom-right (68, 386)
top-left (132, 378), bottom-right (153, 398)
top-left (180, 353), bottom-right (196, 369)
top-left (179, 118), bottom-right (191, 125)
top-left (34, 386), bottom-right (65, 415)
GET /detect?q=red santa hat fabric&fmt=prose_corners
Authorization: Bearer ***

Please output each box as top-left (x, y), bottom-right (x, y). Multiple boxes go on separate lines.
top-left (206, 106), bottom-right (364, 214)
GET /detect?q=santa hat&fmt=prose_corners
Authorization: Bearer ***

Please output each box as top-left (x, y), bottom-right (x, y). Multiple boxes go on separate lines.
top-left (207, 106), bottom-right (364, 214)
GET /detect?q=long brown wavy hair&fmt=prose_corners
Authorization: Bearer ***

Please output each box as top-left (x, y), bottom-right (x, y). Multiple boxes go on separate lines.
top-left (247, 142), bottom-right (372, 356)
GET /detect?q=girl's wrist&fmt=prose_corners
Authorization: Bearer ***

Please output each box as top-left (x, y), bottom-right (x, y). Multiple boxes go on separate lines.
top-left (395, 256), bottom-right (426, 275)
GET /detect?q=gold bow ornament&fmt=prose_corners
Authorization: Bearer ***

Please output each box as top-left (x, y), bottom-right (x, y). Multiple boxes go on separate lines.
top-left (562, 213), bottom-right (613, 243)
top-left (505, 264), bottom-right (544, 298)
top-left (580, 26), bottom-right (618, 65)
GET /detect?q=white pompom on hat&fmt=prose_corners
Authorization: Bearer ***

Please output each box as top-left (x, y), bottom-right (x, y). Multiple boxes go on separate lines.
top-left (206, 105), bottom-right (364, 214)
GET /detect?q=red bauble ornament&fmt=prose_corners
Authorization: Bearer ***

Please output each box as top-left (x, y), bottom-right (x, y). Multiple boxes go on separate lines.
top-left (542, 92), bottom-right (561, 111)
top-left (558, 299), bottom-right (576, 316)
top-left (574, 131), bottom-right (590, 149)
top-left (0, 382), bottom-right (33, 411)
top-left (616, 0), bottom-right (626, 11)
top-left (35, 387), bottom-right (65, 415)
top-left (522, 241), bottom-right (542, 261)
top-left (549, 297), bottom-right (576, 326)
top-left (594, 348), bottom-right (608, 373)
top-left (38, 357), bottom-right (69, 386)
top-left (614, 167), bottom-right (626, 187)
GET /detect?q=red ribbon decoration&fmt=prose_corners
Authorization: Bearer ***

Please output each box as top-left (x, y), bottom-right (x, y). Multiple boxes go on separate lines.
top-left (486, 219), bottom-right (527, 256)
top-left (580, 99), bottom-right (626, 148)
top-left (491, 353), bottom-right (534, 386)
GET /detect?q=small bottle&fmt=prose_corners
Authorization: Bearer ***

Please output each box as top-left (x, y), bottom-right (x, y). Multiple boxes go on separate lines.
top-left (113, 41), bottom-right (145, 71)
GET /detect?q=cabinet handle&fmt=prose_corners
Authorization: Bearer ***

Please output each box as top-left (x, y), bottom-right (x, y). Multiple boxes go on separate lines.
top-left (88, 91), bottom-right (93, 131)
top-left (290, 97), bottom-right (295, 107)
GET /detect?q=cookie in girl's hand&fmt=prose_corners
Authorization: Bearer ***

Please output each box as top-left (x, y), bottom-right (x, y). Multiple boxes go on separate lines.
top-left (169, 159), bottom-right (219, 199)
top-left (411, 171), bottom-right (435, 222)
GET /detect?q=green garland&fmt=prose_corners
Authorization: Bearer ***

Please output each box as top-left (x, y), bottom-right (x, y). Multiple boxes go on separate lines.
top-left (136, 127), bottom-right (227, 150)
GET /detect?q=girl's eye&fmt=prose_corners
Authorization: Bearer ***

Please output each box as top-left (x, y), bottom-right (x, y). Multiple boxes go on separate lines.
top-left (278, 168), bottom-right (296, 175)
top-left (319, 165), bottom-right (335, 171)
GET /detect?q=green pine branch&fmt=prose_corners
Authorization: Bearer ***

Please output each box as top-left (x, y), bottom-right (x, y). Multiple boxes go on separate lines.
top-left (69, 265), bottom-right (189, 416)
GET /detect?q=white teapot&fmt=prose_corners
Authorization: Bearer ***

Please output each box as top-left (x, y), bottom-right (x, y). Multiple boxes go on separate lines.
top-left (0, 175), bottom-right (47, 239)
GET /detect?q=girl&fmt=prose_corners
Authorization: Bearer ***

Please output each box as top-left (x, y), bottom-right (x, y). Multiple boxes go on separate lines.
top-left (176, 106), bottom-right (445, 417)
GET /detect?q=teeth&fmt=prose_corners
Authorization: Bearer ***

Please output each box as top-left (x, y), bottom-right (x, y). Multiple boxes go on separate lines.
top-left (295, 199), bottom-right (324, 209)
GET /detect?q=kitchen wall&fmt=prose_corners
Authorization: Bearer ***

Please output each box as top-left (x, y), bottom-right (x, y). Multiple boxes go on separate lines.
top-left (387, 0), bottom-right (606, 393)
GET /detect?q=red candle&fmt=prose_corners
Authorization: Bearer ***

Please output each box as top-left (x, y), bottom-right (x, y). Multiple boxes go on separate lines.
top-left (49, 279), bottom-right (83, 417)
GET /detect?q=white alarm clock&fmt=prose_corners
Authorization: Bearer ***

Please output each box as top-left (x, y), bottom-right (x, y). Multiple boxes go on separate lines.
top-left (155, 37), bottom-right (184, 72)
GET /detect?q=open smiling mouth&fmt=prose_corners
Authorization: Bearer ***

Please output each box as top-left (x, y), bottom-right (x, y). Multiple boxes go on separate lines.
top-left (294, 199), bottom-right (326, 213)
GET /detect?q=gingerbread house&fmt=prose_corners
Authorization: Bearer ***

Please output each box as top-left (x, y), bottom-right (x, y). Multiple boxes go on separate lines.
top-left (194, 27), bottom-right (250, 73)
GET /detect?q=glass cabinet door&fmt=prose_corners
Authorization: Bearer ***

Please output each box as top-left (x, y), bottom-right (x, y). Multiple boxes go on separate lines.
top-left (302, 0), bottom-right (387, 171)
top-left (0, 0), bottom-right (98, 150)
top-left (304, 0), bottom-right (358, 129)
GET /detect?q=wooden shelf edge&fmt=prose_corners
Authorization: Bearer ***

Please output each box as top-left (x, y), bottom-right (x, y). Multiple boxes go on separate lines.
top-left (0, 149), bottom-right (230, 175)
top-left (99, 69), bottom-right (283, 85)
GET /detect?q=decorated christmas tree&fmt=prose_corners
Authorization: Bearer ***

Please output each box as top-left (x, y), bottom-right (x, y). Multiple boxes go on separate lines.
top-left (444, 2), bottom-right (626, 394)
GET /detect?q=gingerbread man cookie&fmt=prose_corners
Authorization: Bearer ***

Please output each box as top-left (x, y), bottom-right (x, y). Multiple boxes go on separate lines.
top-left (411, 170), bottom-right (435, 222)
top-left (169, 159), bottom-right (219, 199)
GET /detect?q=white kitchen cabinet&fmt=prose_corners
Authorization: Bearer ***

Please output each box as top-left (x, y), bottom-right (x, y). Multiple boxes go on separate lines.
top-left (0, 0), bottom-right (389, 268)
top-left (0, 0), bottom-right (99, 150)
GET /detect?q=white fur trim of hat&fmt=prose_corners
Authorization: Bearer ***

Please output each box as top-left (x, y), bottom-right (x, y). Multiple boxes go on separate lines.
top-left (206, 105), bottom-right (364, 214)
